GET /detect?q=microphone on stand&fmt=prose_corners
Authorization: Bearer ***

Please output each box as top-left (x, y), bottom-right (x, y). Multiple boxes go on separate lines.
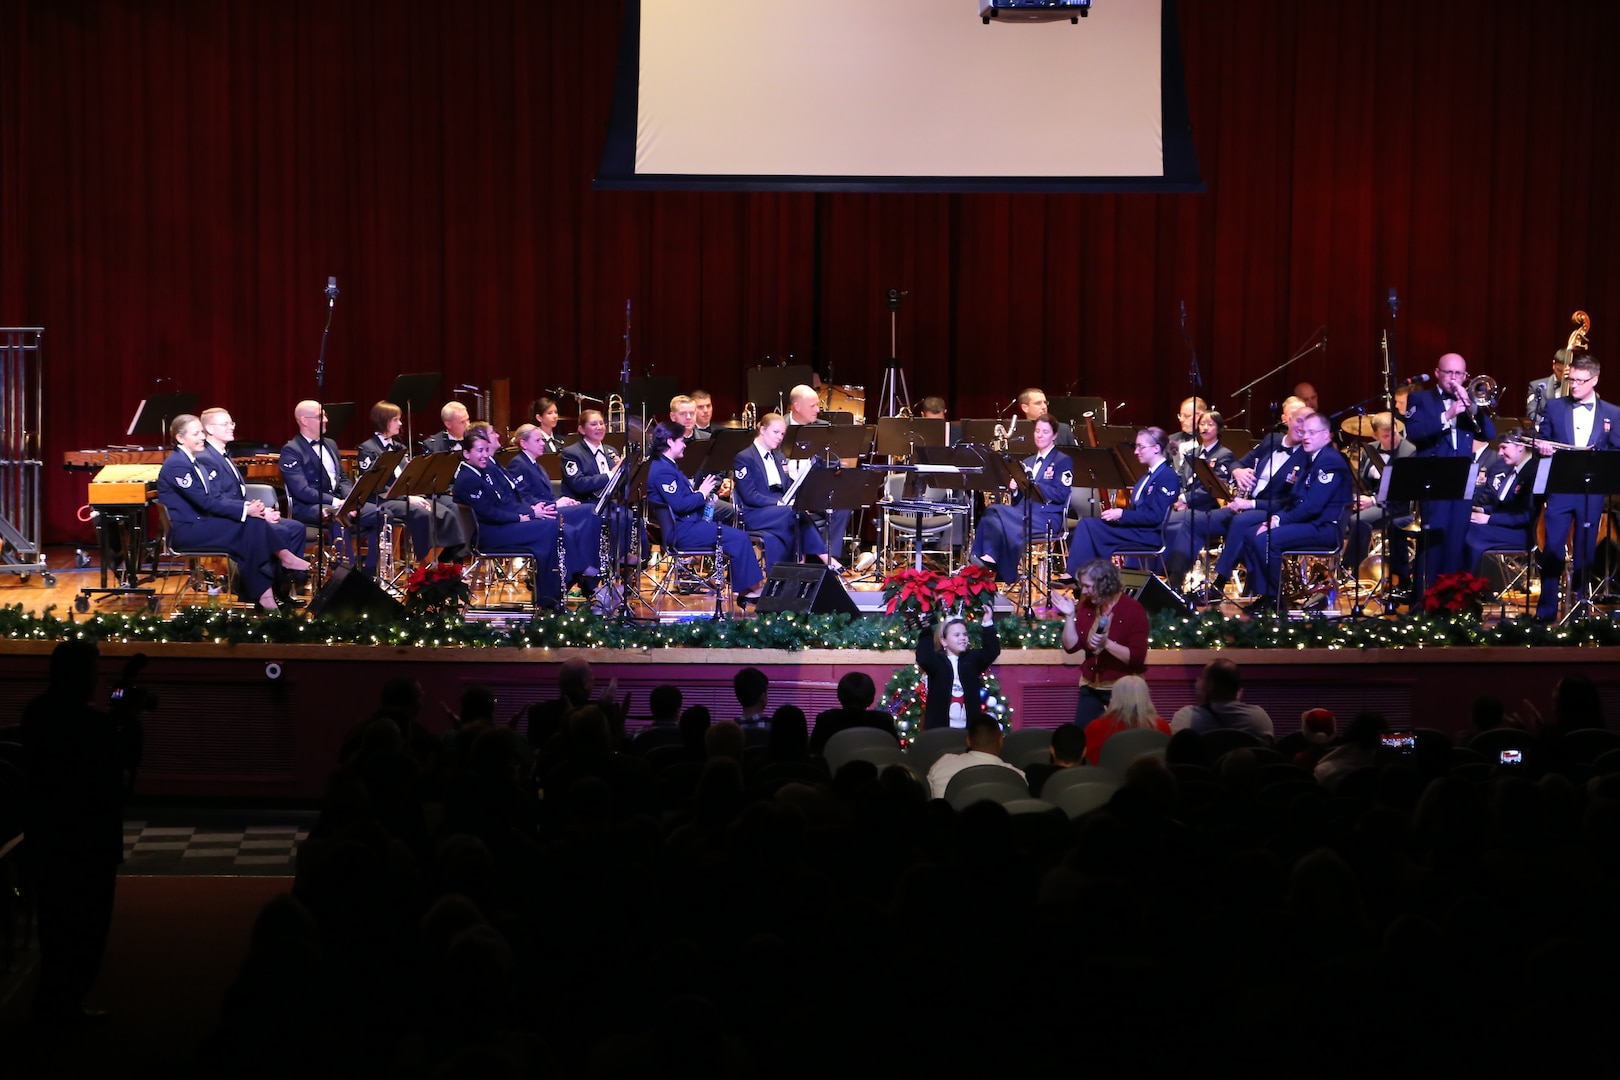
top-left (1387, 287), bottom-right (1398, 319)
top-left (1179, 300), bottom-right (1187, 330)
top-left (325, 276), bottom-right (339, 306)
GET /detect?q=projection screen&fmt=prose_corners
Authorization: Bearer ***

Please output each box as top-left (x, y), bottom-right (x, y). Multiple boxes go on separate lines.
top-left (596, 0), bottom-right (1200, 193)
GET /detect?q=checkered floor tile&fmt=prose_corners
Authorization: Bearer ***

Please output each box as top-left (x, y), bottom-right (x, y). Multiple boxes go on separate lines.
top-left (121, 820), bottom-right (310, 875)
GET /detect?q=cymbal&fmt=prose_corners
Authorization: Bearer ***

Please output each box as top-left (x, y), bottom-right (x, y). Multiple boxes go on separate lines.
top-left (1339, 414), bottom-right (1405, 439)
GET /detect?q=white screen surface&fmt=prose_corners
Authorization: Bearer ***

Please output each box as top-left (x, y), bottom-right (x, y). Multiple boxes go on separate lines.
top-left (633, 0), bottom-right (1166, 179)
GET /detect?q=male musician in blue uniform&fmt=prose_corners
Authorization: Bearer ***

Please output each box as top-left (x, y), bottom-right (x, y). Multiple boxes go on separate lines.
top-left (1526, 349), bottom-right (1573, 430)
top-left (279, 400), bottom-right (384, 574)
top-left (1464, 434), bottom-right (1538, 578)
top-left (1215, 412), bottom-right (1350, 614)
top-left (1184, 399), bottom-right (1309, 604)
top-left (199, 407), bottom-right (308, 597)
top-left (1404, 353), bottom-right (1496, 586)
top-left (452, 422), bottom-right (564, 608)
top-left (1534, 353), bottom-right (1620, 619)
top-left (357, 400), bottom-right (467, 562)
top-left (971, 414), bottom-right (1072, 583)
top-left (1065, 427), bottom-right (1180, 575)
top-left (422, 401), bottom-right (472, 454)
top-left (508, 423), bottom-right (606, 586)
top-left (731, 412), bottom-right (833, 571)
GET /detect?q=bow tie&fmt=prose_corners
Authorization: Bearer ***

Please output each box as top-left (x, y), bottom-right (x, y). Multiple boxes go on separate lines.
top-left (1575, 401), bottom-right (1596, 411)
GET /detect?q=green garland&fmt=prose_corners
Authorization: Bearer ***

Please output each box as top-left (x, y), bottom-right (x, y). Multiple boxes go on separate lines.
top-left (0, 602), bottom-right (1613, 651)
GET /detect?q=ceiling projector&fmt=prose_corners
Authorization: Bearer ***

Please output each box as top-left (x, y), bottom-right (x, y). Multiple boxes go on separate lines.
top-left (980, 0), bottom-right (1092, 23)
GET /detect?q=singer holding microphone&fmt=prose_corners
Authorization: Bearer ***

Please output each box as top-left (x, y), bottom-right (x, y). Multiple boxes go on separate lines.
top-left (1054, 559), bottom-right (1149, 727)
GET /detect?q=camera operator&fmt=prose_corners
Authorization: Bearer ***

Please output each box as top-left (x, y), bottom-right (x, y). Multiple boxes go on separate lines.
top-left (21, 642), bottom-right (147, 1025)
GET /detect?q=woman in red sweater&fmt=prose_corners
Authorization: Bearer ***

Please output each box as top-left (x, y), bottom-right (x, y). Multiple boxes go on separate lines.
top-left (1083, 675), bottom-right (1169, 766)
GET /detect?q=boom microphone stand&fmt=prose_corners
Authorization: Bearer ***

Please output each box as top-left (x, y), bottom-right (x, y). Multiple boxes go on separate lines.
top-left (312, 276), bottom-right (339, 592)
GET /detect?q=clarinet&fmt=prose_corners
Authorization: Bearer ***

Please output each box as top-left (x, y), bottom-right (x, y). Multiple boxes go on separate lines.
top-left (715, 513), bottom-right (728, 619)
top-left (378, 514), bottom-right (394, 585)
top-left (556, 501), bottom-right (568, 608)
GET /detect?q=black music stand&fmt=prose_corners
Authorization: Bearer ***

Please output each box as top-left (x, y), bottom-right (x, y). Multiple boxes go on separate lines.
top-left (386, 451), bottom-right (461, 558)
top-left (386, 372), bottom-right (442, 454)
top-left (125, 392), bottom-right (199, 443)
top-left (794, 468), bottom-right (886, 563)
top-left (747, 365), bottom-right (815, 418)
top-left (876, 416), bottom-right (947, 458)
top-left (1185, 456), bottom-right (1235, 601)
top-left (706, 429), bottom-right (756, 472)
top-left (1069, 447), bottom-right (1138, 520)
top-left (997, 452), bottom-right (1063, 619)
top-left (624, 378), bottom-right (679, 425)
top-left (1049, 396), bottom-right (1108, 429)
top-left (1380, 456), bottom-right (1475, 604)
top-left (785, 425), bottom-right (875, 462)
top-left (322, 402), bottom-right (355, 443)
top-left (1541, 450), bottom-right (1620, 623)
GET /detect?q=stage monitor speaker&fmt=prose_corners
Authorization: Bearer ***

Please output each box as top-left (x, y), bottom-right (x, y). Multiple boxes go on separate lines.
top-left (307, 562), bottom-right (405, 620)
top-left (754, 563), bottom-right (861, 616)
top-left (1118, 568), bottom-right (1185, 615)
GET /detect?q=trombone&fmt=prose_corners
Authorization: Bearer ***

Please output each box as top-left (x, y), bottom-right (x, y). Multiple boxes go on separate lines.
top-left (607, 393), bottom-right (627, 434)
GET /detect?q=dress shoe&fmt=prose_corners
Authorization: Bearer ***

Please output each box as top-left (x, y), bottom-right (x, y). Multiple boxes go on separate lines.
top-left (1245, 596), bottom-right (1277, 616)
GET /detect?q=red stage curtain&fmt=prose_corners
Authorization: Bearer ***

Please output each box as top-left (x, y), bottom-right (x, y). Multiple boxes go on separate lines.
top-left (3, 0), bottom-right (1618, 542)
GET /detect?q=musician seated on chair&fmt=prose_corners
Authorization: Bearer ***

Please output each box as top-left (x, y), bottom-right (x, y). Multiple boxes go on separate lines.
top-left (559, 409), bottom-right (619, 502)
top-left (162, 414), bottom-right (310, 612)
top-left (452, 422), bottom-right (564, 609)
top-left (508, 422), bottom-right (607, 591)
top-left (1186, 400), bottom-right (1312, 604)
top-left (1203, 412), bottom-right (1349, 614)
top-left (358, 400), bottom-right (467, 562)
top-left (1065, 427), bottom-right (1180, 576)
top-left (674, 392), bottom-right (739, 522)
top-left (527, 396), bottom-right (565, 454)
top-left (422, 400), bottom-right (472, 454)
top-left (970, 414), bottom-right (1073, 584)
top-left (732, 412), bottom-right (840, 573)
top-left (787, 385), bottom-right (827, 428)
top-left (690, 389), bottom-right (718, 440)
top-left (1342, 411), bottom-right (1415, 593)
top-left (1167, 395), bottom-right (1211, 468)
top-left (1163, 409), bottom-right (1236, 584)
top-left (1465, 433), bottom-right (1538, 579)
top-left (199, 407), bottom-right (307, 569)
top-left (1015, 388), bottom-right (1076, 447)
top-left (646, 419), bottom-right (765, 606)
top-left (279, 400), bottom-right (384, 574)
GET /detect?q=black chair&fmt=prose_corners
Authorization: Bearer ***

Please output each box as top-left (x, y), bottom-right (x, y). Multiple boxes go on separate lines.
top-left (647, 502), bottom-right (729, 610)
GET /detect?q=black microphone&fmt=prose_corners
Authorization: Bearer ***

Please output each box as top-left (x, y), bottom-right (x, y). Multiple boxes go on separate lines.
top-left (1408, 373), bottom-right (1432, 384)
top-left (1387, 287), bottom-right (1398, 317)
top-left (1179, 300), bottom-right (1187, 329)
top-left (325, 276), bottom-right (339, 303)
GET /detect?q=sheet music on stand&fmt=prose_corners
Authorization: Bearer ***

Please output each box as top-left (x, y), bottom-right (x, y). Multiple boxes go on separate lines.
top-left (596, 455), bottom-right (630, 516)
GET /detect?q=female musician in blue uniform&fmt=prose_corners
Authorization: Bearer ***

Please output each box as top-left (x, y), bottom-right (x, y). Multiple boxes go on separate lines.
top-left (731, 412), bottom-right (832, 572)
top-left (647, 420), bottom-right (764, 604)
top-left (157, 414), bottom-right (310, 612)
top-left (971, 414), bottom-right (1074, 583)
top-left (450, 422), bottom-right (564, 608)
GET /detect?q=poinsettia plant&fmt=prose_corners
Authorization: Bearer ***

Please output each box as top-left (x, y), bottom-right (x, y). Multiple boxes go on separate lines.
top-left (405, 561), bottom-right (471, 617)
top-left (1422, 570), bottom-right (1489, 615)
top-left (882, 564), bottom-right (999, 620)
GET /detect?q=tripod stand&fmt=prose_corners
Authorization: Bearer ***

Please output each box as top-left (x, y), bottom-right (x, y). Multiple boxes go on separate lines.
top-left (875, 289), bottom-right (911, 418)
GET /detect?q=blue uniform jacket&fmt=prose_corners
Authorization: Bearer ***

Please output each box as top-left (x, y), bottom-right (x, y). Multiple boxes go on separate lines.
top-left (1016, 448), bottom-right (1075, 527)
top-left (279, 436), bottom-right (354, 523)
top-left (1275, 446), bottom-right (1351, 528)
top-left (1405, 387), bottom-right (1496, 458)
top-left (732, 443), bottom-right (792, 510)
top-left (560, 439), bottom-right (619, 500)
top-left (1119, 460), bottom-right (1180, 526)
top-left (1536, 395), bottom-right (1620, 452)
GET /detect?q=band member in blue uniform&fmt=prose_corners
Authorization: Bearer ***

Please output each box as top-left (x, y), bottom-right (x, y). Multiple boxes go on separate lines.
top-left (731, 413), bottom-right (834, 572)
top-left (647, 420), bottom-right (764, 604)
top-left (971, 414), bottom-right (1073, 583)
top-left (198, 407), bottom-right (308, 562)
top-left (451, 422), bottom-right (564, 608)
top-left (1404, 353), bottom-right (1496, 585)
top-left (159, 414), bottom-right (309, 612)
top-left (1163, 409), bottom-right (1237, 584)
top-left (526, 396), bottom-right (566, 454)
top-left (1214, 412), bottom-right (1350, 613)
top-left (1465, 434), bottom-right (1538, 576)
top-left (1066, 427), bottom-right (1181, 575)
top-left (357, 400), bottom-right (467, 561)
top-left (559, 409), bottom-right (618, 502)
top-left (279, 400), bottom-right (384, 574)
top-left (422, 401), bottom-right (472, 454)
top-left (1534, 353), bottom-right (1620, 619)
top-left (508, 423), bottom-right (607, 586)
